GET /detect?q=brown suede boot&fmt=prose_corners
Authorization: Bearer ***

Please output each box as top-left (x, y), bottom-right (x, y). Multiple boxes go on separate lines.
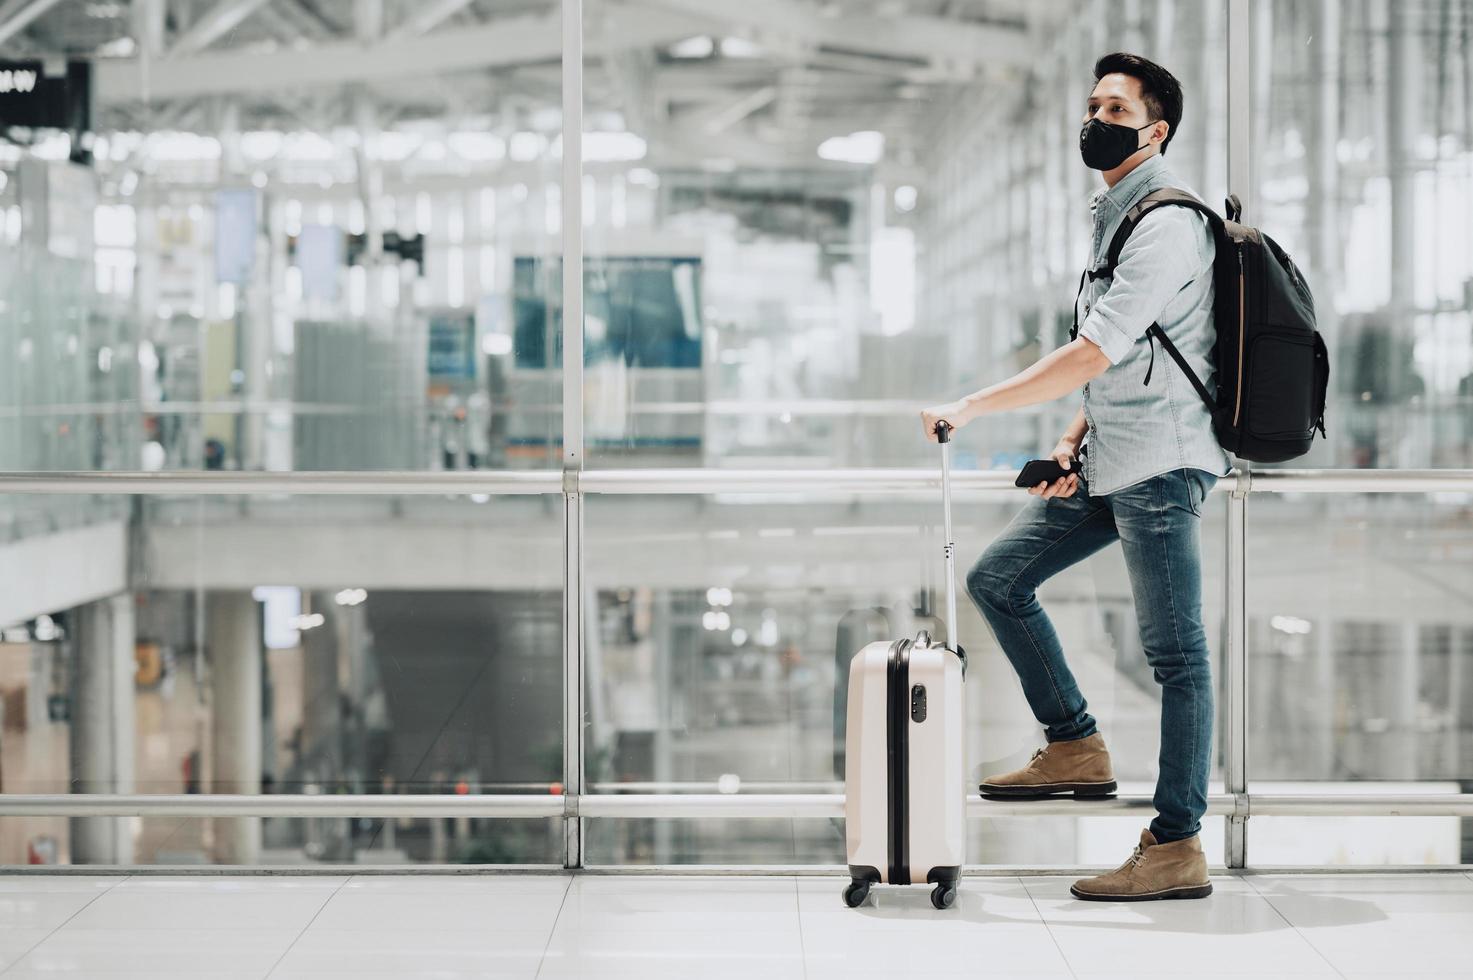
top-left (978, 732), bottom-right (1116, 797)
top-left (1070, 828), bottom-right (1213, 901)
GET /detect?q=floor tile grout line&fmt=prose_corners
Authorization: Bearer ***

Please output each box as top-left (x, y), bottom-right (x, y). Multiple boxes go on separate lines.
top-left (0, 873), bottom-right (132, 977)
top-left (261, 874), bottom-right (353, 980)
top-left (532, 872), bottom-right (575, 980)
top-left (1241, 873), bottom-right (1349, 980)
top-left (1019, 874), bottom-right (1079, 980)
top-left (793, 875), bottom-right (807, 980)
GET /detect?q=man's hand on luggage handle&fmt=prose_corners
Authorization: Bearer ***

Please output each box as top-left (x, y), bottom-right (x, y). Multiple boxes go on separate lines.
top-left (920, 400), bottom-right (974, 443)
top-left (921, 403), bottom-right (1080, 497)
top-left (1030, 439), bottom-right (1082, 499)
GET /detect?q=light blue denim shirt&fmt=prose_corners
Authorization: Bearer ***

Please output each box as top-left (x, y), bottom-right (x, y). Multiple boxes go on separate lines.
top-left (1074, 154), bottom-right (1234, 495)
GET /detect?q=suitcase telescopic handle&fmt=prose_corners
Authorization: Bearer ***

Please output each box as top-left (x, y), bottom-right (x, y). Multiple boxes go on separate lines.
top-left (932, 421), bottom-right (966, 677)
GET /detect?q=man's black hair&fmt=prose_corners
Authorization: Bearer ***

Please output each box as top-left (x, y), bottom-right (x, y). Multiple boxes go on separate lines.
top-left (1093, 52), bottom-right (1183, 156)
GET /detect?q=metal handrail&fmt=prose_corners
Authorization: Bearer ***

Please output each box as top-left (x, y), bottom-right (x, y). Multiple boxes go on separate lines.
top-left (0, 471), bottom-right (562, 495)
top-left (0, 794), bottom-right (565, 818)
top-left (0, 467), bottom-right (1467, 496)
top-left (584, 467), bottom-right (1473, 494)
top-left (3, 792), bottom-right (1471, 819)
top-left (0, 863), bottom-right (1466, 876)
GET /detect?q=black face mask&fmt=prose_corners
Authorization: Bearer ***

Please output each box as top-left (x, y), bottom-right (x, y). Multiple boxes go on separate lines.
top-left (1079, 118), bottom-right (1156, 171)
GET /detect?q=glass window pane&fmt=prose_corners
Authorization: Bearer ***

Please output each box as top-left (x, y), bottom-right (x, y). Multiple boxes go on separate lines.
top-left (1246, 492), bottom-right (1473, 865)
top-left (0, 493), bottom-right (563, 866)
top-left (1250, 815), bottom-right (1463, 867)
top-left (0, 6), bottom-right (562, 472)
top-left (580, 1), bottom-right (1228, 468)
top-left (586, 488), bottom-right (1227, 864)
top-left (1256, 0), bottom-right (1473, 470)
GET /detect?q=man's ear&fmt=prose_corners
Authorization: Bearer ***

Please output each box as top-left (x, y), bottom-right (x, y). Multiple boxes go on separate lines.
top-left (1151, 120), bottom-right (1169, 147)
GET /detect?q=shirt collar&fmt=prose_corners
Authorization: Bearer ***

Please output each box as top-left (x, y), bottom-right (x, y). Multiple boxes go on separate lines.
top-left (1093, 153), bottom-right (1166, 215)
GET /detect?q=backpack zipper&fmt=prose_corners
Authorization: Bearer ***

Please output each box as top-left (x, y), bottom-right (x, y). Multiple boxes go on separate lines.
top-left (1233, 245), bottom-right (1245, 428)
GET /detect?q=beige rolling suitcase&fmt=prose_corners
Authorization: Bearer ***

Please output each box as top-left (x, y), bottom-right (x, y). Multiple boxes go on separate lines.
top-left (843, 420), bottom-right (968, 909)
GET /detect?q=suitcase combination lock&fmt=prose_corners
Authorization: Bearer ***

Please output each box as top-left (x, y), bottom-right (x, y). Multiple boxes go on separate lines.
top-left (910, 684), bottom-right (927, 722)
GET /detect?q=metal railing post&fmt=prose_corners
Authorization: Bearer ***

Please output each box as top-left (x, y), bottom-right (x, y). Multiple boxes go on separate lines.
top-left (560, 0), bottom-right (585, 872)
top-left (1224, 0), bottom-right (1253, 871)
top-left (1225, 469), bottom-right (1251, 868)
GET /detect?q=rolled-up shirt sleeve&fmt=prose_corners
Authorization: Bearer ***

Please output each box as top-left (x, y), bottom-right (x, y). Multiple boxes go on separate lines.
top-left (1077, 207), bottom-right (1212, 366)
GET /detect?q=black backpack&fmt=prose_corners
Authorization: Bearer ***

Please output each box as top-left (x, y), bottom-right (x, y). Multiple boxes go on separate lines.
top-left (1070, 190), bottom-right (1329, 464)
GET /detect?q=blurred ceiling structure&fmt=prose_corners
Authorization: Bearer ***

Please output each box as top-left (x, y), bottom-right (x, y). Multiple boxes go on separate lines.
top-left (0, 0), bottom-right (1062, 174)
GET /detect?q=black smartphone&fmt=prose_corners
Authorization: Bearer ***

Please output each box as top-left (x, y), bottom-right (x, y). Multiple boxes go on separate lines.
top-left (1014, 457), bottom-right (1082, 489)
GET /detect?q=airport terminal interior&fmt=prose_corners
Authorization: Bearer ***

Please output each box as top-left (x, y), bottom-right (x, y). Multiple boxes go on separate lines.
top-left (0, 0), bottom-right (1471, 975)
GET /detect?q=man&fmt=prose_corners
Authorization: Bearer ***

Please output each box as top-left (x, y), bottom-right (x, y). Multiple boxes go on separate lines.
top-left (919, 52), bottom-right (1233, 902)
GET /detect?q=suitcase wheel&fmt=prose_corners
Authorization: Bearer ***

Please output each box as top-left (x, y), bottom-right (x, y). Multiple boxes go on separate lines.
top-left (930, 882), bottom-right (957, 910)
top-left (842, 879), bottom-right (871, 908)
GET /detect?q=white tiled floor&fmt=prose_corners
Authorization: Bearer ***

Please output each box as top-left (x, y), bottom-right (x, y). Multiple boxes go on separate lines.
top-left (1, 871), bottom-right (1471, 978)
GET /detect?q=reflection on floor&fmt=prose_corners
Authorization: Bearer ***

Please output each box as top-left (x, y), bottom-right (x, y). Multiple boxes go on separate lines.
top-left (1, 871), bottom-right (1471, 977)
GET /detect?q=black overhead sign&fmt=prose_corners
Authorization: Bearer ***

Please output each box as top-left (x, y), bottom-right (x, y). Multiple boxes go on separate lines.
top-left (0, 60), bottom-right (91, 132)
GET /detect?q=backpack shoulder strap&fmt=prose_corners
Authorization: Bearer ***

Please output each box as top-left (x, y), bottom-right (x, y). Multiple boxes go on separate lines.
top-left (1099, 188), bottom-right (1222, 278)
top-left (1094, 188), bottom-right (1224, 414)
top-left (1145, 323), bottom-right (1216, 413)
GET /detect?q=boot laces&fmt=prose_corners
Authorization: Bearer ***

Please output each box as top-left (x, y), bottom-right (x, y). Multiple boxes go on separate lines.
top-left (1126, 845), bottom-right (1146, 870)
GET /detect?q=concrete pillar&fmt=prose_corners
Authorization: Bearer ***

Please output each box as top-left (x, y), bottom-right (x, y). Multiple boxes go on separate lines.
top-left (583, 577), bottom-right (609, 786)
top-left (427, 765), bottom-right (449, 863)
top-left (1448, 625), bottom-right (1465, 778)
top-left (131, 0), bottom-right (166, 58)
top-left (1305, 0), bottom-right (1344, 464)
top-left (354, 0), bottom-right (384, 42)
top-left (297, 594), bottom-right (348, 859)
top-left (68, 594), bottom-right (136, 865)
top-left (25, 641), bottom-right (54, 777)
top-left (1118, 0), bottom-right (1145, 51)
top-left (651, 591), bottom-right (675, 862)
top-left (1151, 0), bottom-right (1174, 58)
top-left (1088, 0), bottom-right (1107, 57)
top-left (207, 592), bottom-right (262, 864)
top-left (1249, 0), bottom-right (1274, 218)
top-left (1192, 0), bottom-right (1225, 201)
top-left (325, 596), bottom-right (361, 855)
top-left (1311, 615), bottom-right (1335, 777)
top-left (301, 595), bottom-right (342, 787)
top-left (338, 599), bottom-right (369, 788)
top-left (1395, 620), bottom-right (1420, 778)
top-left (1387, 0), bottom-right (1419, 317)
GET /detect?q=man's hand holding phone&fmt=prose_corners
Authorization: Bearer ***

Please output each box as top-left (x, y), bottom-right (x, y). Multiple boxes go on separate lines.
top-left (1021, 440), bottom-right (1082, 499)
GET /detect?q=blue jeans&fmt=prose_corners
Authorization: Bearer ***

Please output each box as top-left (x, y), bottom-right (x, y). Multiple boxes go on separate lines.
top-left (965, 466), bottom-right (1219, 844)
